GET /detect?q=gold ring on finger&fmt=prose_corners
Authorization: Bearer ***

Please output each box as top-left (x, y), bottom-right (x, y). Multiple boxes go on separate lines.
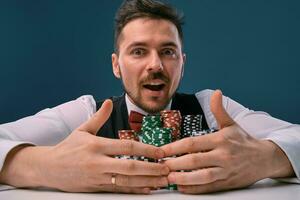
top-left (111, 174), bottom-right (116, 185)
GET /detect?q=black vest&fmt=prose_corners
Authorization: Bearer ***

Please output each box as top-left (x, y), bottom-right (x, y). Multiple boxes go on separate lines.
top-left (96, 93), bottom-right (209, 139)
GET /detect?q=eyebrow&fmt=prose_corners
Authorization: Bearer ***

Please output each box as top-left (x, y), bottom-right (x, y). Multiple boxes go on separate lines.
top-left (126, 41), bottom-right (179, 50)
top-left (160, 42), bottom-right (178, 48)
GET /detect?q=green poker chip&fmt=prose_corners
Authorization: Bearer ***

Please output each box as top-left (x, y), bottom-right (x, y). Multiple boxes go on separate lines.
top-left (167, 184), bottom-right (178, 190)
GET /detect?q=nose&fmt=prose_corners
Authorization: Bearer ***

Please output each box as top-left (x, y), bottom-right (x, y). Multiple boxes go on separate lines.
top-left (146, 51), bottom-right (163, 72)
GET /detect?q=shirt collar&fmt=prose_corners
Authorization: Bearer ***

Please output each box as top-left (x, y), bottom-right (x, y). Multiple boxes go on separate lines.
top-left (125, 93), bottom-right (172, 116)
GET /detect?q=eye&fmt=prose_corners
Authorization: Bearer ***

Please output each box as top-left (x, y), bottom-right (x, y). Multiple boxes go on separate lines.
top-left (161, 48), bottom-right (176, 57)
top-left (131, 48), bottom-right (146, 56)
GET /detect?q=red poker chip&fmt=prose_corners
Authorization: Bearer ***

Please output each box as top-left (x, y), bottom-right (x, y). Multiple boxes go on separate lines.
top-left (118, 130), bottom-right (139, 141)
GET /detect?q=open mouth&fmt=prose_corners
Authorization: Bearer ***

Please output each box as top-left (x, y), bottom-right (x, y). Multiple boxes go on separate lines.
top-left (143, 83), bottom-right (166, 91)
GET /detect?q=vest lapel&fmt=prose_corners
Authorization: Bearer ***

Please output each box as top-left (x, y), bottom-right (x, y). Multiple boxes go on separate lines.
top-left (96, 94), bottom-right (130, 139)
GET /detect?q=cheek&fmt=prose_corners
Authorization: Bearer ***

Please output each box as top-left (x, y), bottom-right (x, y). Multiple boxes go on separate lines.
top-left (120, 58), bottom-right (145, 83)
top-left (169, 65), bottom-right (182, 85)
top-left (120, 65), bottom-right (140, 88)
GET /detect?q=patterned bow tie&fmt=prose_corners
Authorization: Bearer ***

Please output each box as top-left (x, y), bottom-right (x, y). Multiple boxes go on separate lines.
top-left (128, 111), bottom-right (145, 132)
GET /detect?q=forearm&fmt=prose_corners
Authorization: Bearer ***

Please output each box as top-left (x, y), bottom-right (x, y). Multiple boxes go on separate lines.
top-left (0, 145), bottom-right (49, 188)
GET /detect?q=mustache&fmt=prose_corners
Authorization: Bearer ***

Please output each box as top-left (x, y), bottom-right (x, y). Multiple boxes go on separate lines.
top-left (140, 72), bottom-right (169, 84)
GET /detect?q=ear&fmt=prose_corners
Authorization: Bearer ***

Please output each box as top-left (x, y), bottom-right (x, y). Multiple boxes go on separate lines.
top-left (112, 53), bottom-right (121, 79)
top-left (181, 53), bottom-right (186, 78)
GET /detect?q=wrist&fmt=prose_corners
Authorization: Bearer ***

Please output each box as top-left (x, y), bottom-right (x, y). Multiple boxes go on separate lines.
top-left (260, 140), bottom-right (295, 179)
top-left (0, 145), bottom-right (51, 188)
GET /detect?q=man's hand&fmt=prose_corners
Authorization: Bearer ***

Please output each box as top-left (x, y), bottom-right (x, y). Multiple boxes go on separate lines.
top-left (161, 90), bottom-right (294, 194)
top-left (0, 100), bottom-right (169, 194)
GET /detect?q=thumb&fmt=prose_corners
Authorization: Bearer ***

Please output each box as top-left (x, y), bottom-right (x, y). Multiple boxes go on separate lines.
top-left (210, 89), bottom-right (235, 129)
top-left (77, 99), bottom-right (113, 135)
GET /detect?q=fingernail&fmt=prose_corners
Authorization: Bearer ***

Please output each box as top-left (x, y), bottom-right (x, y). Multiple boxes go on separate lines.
top-left (168, 173), bottom-right (176, 184)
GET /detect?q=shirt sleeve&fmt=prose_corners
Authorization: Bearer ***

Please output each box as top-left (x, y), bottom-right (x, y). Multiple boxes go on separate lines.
top-left (196, 89), bottom-right (300, 184)
top-left (0, 95), bottom-right (96, 173)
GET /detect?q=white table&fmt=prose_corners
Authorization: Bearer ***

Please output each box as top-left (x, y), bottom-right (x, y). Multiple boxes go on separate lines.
top-left (1, 179), bottom-right (299, 200)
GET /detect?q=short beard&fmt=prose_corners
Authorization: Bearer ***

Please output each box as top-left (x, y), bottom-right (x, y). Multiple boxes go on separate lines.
top-left (121, 81), bottom-right (173, 114)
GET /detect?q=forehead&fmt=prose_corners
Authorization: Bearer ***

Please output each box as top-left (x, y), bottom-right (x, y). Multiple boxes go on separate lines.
top-left (118, 18), bottom-right (181, 50)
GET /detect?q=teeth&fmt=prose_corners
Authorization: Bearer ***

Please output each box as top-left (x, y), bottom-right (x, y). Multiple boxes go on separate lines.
top-left (147, 83), bottom-right (163, 86)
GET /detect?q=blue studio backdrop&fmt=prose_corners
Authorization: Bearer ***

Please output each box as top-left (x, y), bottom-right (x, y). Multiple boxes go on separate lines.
top-left (0, 0), bottom-right (299, 124)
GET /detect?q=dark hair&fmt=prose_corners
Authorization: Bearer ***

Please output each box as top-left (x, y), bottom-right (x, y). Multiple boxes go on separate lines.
top-left (114, 0), bottom-right (184, 53)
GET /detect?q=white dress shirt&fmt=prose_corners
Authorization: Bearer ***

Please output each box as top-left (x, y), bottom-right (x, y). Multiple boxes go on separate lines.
top-left (0, 89), bottom-right (299, 190)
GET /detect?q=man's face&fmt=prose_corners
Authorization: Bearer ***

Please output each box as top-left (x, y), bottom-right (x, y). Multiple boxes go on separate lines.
top-left (112, 18), bottom-right (185, 114)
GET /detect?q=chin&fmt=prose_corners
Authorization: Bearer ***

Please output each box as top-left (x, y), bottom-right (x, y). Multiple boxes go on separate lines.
top-left (141, 100), bottom-right (169, 114)
top-left (143, 107), bottom-right (164, 114)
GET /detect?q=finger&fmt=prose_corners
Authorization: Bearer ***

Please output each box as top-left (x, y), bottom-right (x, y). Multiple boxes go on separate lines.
top-left (94, 173), bottom-right (168, 188)
top-left (104, 157), bottom-right (169, 176)
top-left (95, 185), bottom-right (151, 194)
top-left (168, 167), bottom-right (225, 185)
top-left (164, 151), bottom-right (219, 171)
top-left (177, 179), bottom-right (232, 194)
top-left (210, 90), bottom-right (235, 129)
top-left (99, 138), bottom-right (165, 159)
top-left (114, 174), bottom-right (168, 188)
top-left (161, 133), bottom-right (217, 156)
top-left (77, 99), bottom-right (113, 135)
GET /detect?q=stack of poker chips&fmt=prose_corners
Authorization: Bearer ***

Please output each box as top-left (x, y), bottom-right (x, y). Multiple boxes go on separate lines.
top-left (140, 112), bottom-right (179, 190)
top-left (160, 110), bottom-right (182, 190)
top-left (161, 110), bottom-right (182, 141)
top-left (118, 110), bottom-right (216, 191)
top-left (181, 114), bottom-right (203, 138)
top-left (140, 115), bottom-right (162, 145)
top-left (151, 127), bottom-right (172, 147)
top-left (139, 115), bottom-right (172, 164)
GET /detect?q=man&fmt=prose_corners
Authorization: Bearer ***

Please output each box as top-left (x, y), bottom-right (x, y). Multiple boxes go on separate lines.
top-left (0, 0), bottom-right (299, 194)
